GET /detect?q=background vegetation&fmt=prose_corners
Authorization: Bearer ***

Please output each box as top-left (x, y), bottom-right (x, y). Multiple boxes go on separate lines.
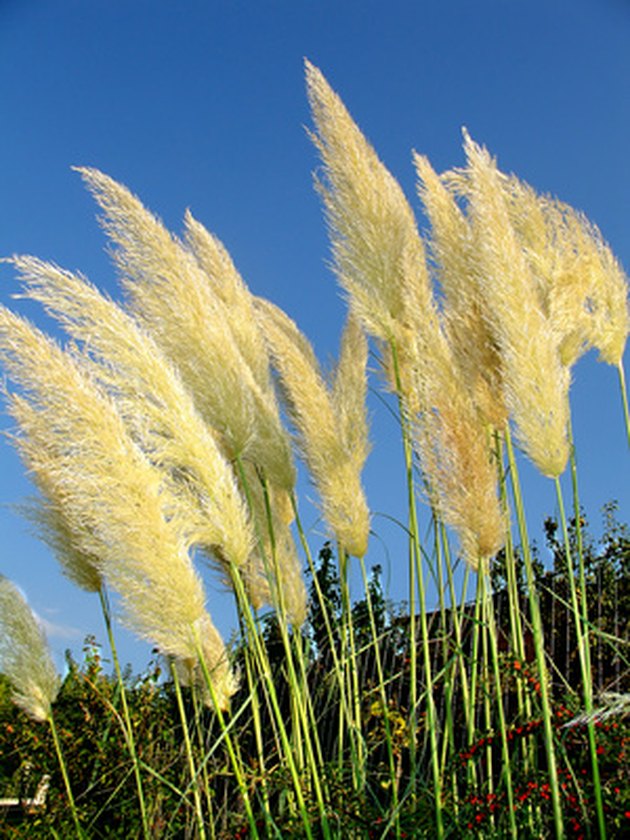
top-left (1, 506), bottom-right (628, 838)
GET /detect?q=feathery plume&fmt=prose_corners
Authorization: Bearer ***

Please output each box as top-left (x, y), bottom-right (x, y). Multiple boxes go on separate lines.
top-left (256, 297), bottom-right (370, 557)
top-left (75, 167), bottom-right (295, 492)
top-left (0, 306), bottom-right (236, 707)
top-left (306, 64), bottom-right (502, 564)
top-left (0, 576), bottom-right (60, 722)
top-left (265, 485), bottom-right (308, 626)
top-left (460, 131), bottom-right (570, 478)
top-left (17, 498), bottom-right (103, 594)
top-left (412, 375), bottom-right (505, 569)
top-left (184, 211), bottom-right (274, 391)
top-left (551, 207), bottom-right (628, 366)
top-left (414, 153), bottom-right (507, 428)
top-left (235, 459), bottom-right (307, 625)
top-left (305, 60), bottom-right (442, 409)
top-left (10, 255), bottom-right (254, 571)
top-left (562, 692), bottom-right (630, 729)
top-left (332, 313), bottom-right (371, 473)
top-left (500, 181), bottom-right (629, 367)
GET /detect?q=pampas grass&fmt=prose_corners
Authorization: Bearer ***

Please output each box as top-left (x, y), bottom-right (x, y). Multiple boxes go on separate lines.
top-left (0, 306), bottom-right (236, 708)
top-left (0, 61), bottom-right (627, 839)
top-left (0, 576), bottom-right (60, 723)
top-left (0, 577), bottom-right (83, 837)
top-left (256, 299), bottom-right (370, 558)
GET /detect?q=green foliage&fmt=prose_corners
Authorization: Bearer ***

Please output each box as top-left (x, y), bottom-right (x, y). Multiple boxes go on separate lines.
top-left (1, 507), bottom-right (628, 837)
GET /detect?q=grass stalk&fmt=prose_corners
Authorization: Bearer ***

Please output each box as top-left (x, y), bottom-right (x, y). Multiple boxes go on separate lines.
top-left (225, 557), bottom-right (327, 840)
top-left (338, 544), bottom-right (366, 791)
top-left (291, 495), bottom-right (360, 775)
top-left (47, 711), bottom-right (85, 839)
top-left (479, 567), bottom-right (518, 837)
top-left (98, 587), bottom-right (151, 840)
top-left (495, 431), bottom-right (537, 827)
top-left (434, 523), bottom-right (460, 813)
top-left (389, 338), bottom-right (444, 836)
top-left (357, 553), bottom-right (401, 835)
top-left (556, 454), bottom-right (606, 840)
top-left (504, 428), bottom-right (564, 838)
top-left (254, 470), bottom-right (332, 833)
top-left (443, 534), bottom-right (477, 791)
top-left (190, 685), bottom-right (217, 840)
top-left (617, 362), bottom-right (630, 448)
top-left (231, 458), bottom-right (329, 837)
top-left (480, 581), bottom-right (494, 801)
top-left (410, 526), bottom-right (441, 826)
top-left (466, 566), bottom-right (483, 793)
top-left (193, 634), bottom-right (261, 840)
top-left (169, 661), bottom-right (207, 840)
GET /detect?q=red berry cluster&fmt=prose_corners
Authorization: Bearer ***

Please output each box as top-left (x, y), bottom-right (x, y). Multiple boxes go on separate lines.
top-left (459, 717), bottom-right (544, 763)
top-left (509, 658), bottom-right (541, 693)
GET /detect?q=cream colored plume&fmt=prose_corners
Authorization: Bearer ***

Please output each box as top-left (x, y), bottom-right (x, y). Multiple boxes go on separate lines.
top-left (305, 60), bottom-right (442, 408)
top-left (236, 459), bottom-right (307, 625)
top-left (460, 132), bottom-right (570, 478)
top-left (332, 313), bottom-right (371, 472)
top-left (414, 154), bottom-right (507, 429)
top-left (256, 297), bottom-right (370, 558)
top-left (306, 63), bottom-right (505, 564)
top-left (10, 255), bottom-right (254, 571)
top-left (18, 497), bottom-right (103, 594)
top-left (0, 576), bottom-right (60, 722)
top-left (412, 368), bottom-right (505, 569)
top-left (184, 211), bottom-right (274, 391)
top-left (75, 167), bottom-right (295, 493)
top-left (0, 306), bottom-right (236, 708)
top-left (500, 180), bottom-right (629, 368)
top-left (264, 486), bottom-right (308, 627)
top-left (555, 209), bottom-right (629, 367)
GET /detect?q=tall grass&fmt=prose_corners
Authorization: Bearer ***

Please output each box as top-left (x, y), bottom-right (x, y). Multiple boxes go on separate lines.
top-left (0, 62), bottom-right (628, 838)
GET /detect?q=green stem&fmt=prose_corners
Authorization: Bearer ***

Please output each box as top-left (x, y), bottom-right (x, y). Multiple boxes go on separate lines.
top-left (339, 544), bottom-right (366, 792)
top-left (467, 578), bottom-right (483, 790)
top-left (98, 587), bottom-right (150, 840)
top-left (443, 531), bottom-right (477, 791)
top-left (480, 577), bottom-right (494, 801)
top-left (291, 495), bottom-right (355, 760)
top-left (358, 554), bottom-right (401, 836)
top-left (193, 635), bottom-right (261, 840)
top-left (495, 432), bottom-right (536, 828)
top-left (505, 429), bottom-right (564, 838)
top-left (170, 662), bottom-right (207, 840)
top-left (617, 362), bottom-right (630, 448)
top-left (191, 684), bottom-right (216, 840)
top-left (224, 557), bottom-right (320, 840)
top-left (47, 712), bottom-right (84, 839)
top-left (244, 466), bottom-right (331, 836)
top-left (389, 338), bottom-right (443, 837)
top-left (479, 568), bottom-right (518, 838)
top-left (435, 523), bottom-right (459, 814)
top-left (559, 445), bottom-right (606, 840)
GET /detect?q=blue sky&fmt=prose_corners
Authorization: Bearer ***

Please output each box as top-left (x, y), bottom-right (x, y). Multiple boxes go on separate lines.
top-left (0, 0), bottom-right (628, 674)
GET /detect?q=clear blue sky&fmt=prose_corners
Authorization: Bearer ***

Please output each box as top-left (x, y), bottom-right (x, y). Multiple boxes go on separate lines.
top-left (0, 0), bottom-right (628, 674)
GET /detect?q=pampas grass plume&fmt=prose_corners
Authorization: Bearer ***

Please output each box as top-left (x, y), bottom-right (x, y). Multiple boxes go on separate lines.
top-left (461, 131), bottom-right (570, 478)
top-left (256, 297), bottom-right (370, 557)
top-left (0, 305), bottom-right (236, 708)
top-left (414, 153), bottom-right (507, 429)
top-left (0, 576), bottom-right (60, 722)
top-left (305, 60), bottom-right (441, 401)
top-left (75, 167), bottom-right (296, 493)
top-left (10, 255), bottom-right (254, 572)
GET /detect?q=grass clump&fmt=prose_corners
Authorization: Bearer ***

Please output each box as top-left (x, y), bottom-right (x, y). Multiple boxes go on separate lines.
top-left (0, 62), bottom-right (628, 837)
